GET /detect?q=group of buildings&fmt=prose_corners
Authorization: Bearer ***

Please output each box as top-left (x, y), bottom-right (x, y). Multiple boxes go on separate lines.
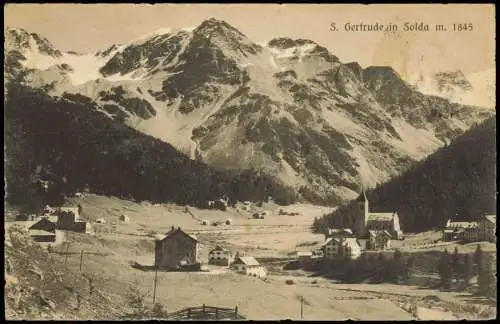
top-left (443, 214), bottom-right (496, 243)
top-left (154, 226), bottom-right (267, 277)
top-left (319, 191), bottom-right (404, 261)
top-left (14, 204), bottom-right (92, 245)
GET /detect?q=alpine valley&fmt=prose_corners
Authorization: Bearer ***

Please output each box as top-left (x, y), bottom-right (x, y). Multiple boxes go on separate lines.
top-left (4, 18), bottom-right (494, 205)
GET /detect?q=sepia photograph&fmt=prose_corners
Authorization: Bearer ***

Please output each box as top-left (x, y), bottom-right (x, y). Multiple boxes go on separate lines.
top-left (4, 3), bottom-right (496, 320)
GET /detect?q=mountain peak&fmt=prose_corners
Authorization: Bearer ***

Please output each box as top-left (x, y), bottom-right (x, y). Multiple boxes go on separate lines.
top-left (5, 26), bottom-right (62, 57)
top-left (194, 18), bottom-right (243, 35)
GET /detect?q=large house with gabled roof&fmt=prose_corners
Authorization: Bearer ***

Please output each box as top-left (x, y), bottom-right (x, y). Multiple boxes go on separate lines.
top-left (154, 226), bottom-right (199, 269)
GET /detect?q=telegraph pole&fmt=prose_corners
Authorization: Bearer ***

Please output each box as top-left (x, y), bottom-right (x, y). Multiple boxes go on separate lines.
top-left (64, 242), bottom-right (70, 268)
top-left (300, 296), bottom-right (304, 319)
top-left (152, 266), bottom-right (159, 306)
top-left (79, 250), bottom-right (85, 272)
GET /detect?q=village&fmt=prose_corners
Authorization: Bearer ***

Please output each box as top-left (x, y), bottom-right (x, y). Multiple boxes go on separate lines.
top-left (7, 189), bottom-right (496, 278)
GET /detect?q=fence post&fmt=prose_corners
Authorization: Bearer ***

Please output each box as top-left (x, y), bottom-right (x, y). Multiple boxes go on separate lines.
top-left (187, 307), bottom-right (191, 319)
top-left (203, 304), bottom-right (206, 317)
top-left (234, 305), bottom-right (238, 319)
top-left (215, 307), bottom-right (219, 320)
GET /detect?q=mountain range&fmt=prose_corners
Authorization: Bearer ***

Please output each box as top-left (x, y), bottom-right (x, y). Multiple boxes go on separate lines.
top-left (4, 19), bottom-right (495, 205)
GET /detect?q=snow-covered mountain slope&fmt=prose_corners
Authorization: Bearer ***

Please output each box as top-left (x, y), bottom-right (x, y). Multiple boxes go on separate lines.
top-left (407, 69), bottom-right (495, 109)
top-left (4, 20), bottom-right (495, 205)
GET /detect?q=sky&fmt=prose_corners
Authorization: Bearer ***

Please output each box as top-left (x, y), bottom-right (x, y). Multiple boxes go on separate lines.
top-left (4, 4), bottom-right (495, 78)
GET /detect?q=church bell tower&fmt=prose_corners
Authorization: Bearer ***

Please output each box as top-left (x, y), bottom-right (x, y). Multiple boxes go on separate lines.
top-left (355, 187), bottom-right (369, 237)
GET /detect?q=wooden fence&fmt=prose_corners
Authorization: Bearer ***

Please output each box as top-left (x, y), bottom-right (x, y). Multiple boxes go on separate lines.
top-left (164, 304), bottom-right (246, 320)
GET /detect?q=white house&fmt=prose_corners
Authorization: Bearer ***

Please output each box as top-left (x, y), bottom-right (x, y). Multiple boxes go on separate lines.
top-left (208, 245), bottom-right (233, 266)
top-left (231, 255), bottom-right (267, 278)
top-left (322, 236), bottom-right (362, 260)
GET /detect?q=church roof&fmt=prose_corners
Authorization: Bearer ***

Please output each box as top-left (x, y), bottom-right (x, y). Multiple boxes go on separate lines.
top-left (484, 215), bottom-right (496, 224)
top-left (367, 213), bottom-right (395, 222)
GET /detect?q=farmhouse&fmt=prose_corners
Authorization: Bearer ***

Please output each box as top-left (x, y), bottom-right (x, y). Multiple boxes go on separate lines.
top-left (322, 236), bottom-right (362, 260)
top-left (478, 214), bottom-right (496, 243)
top-left (208, 245), bottom-right (233, 266)
top-left (155, 226), bottom-right (199, 269)
top-left (29, 218), bottom-right (56, 242)
top-left (352, 190), bottom-right (403, 240)
top-left (231, 255), bottom-right (267, 277)
top-left (322, 237), bottom-right (343, 259)
top-left (28, 217), bottom-right (64, 245)
top-left (367, 230), bottom-right (392, 251)
top-left (55, 207), bottom-right (92, 233)
top-left (443, 219), bottom-right (479, 242)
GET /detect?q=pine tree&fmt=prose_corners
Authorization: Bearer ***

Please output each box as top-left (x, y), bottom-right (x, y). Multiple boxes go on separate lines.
top-left (438, 249), bottom-right (452, 290)
top-left (125, 280), bottom-right (150, 319)
top-left (461, 254), bottom-right (473, 288)
top-left (451, 247), bottom-right (460, 285)
top-left (476, 247), bottom-right (490, 296)
top-left (404, 255), bottom-right (415, 282)
top-left (151, 303), bottom-right (168, 319)
top-left (473, 244), bottom-right (482, 275)
top-left (391, 249), bottom-right (404, 282)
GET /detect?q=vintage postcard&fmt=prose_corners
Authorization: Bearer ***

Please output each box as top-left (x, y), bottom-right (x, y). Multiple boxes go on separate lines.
top-left (4, 3), bottom-right (496, 321)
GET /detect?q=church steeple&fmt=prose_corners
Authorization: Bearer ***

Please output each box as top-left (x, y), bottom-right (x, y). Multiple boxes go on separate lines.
top-left (356, 185), bottom-right (368, 202)
top-left (355, 185), bottom-right (370, 238)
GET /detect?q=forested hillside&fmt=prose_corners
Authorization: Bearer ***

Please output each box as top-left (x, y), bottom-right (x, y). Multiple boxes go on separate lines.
top-left (4, 82), bottom-right (298, 212)
top-left (312, 116), bottom-right (496, 234)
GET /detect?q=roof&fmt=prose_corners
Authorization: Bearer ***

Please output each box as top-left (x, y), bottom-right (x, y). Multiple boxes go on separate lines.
top-left (484, 215), bottom-right (496, 224)
top-left (367, 213), bottom-right (395, 222)
top-left (155, 228), bottom-right (198, 242)
top-left (210, 245), bottom-right (229, 253)
top-left (322, 237), bottom-right (341, 246)
top-left (328, 228), bottom-right (353, 236)
top-left (234, 256), bottom-right (260, 266)
top-left (368, 230), bottom-right (392, 238)
top-left (29, 229), bottom-right (56, 236)
top-left (29, 218), bottom-right (56, 233)
top-left (297, 251), bottom-right (313, 257)
top-left (60, 206), bottom-right (79, 213)
top-left (448, 221), bottom-right (478, 228)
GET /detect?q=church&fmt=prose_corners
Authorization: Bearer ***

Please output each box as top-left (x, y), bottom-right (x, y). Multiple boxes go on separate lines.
top-left (351, 190), bottom-right (404, 240)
